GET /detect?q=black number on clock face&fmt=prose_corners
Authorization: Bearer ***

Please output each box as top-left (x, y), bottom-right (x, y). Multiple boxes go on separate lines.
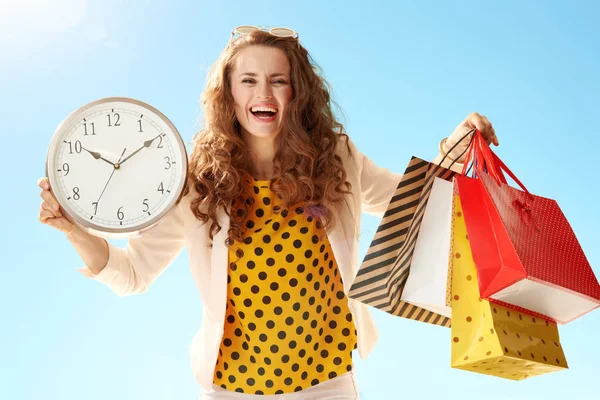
top-left (72, 187), bottom-right (80, 200)
top-left (92, 202), bottom-right (98, 215)
top-left (138, 119), bottom-right (143, 132)
top-left (117, 206), bottom-right (124, 220)
top-left (142, 198), bottom-right (149, 212)
top-left (84, 122), bottom-right (96, 136)
top-left (164, 156), bottom-right (172, 170)
top-left (107, 113), bottom-right (121, 127)
top-left (61, 163), bottom-right (70, 176)
top-left (158, 182), bottom-right (164, 194)
top-left (68, 140), bottom-right (82, 154)
top-left (157, 135), bottom-right (164, 148)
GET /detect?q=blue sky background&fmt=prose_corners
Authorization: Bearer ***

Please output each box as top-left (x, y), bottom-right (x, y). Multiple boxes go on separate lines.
top-left (2, 0), bottom-right (599, 399)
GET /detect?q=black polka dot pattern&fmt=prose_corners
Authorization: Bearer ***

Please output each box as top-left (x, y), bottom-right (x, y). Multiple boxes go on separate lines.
top-left (213, 173), bottom-right (357, 395)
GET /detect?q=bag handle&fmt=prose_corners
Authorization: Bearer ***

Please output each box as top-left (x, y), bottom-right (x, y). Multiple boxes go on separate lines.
top-left (471, 130), bottom-right (533, 199)
top-left (439, 128), bottom-right (475, 170)
top-left (473, 130), bottom-right (507, 183)
top-left (460, 131), bottom-right (476, 176)
top-left (460, 129), bottom-right (505, 183)
top-left (441, 129), bottom-right (531, 200)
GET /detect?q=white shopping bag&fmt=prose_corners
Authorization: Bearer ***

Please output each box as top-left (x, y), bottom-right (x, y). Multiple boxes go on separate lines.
top-left (400, 177), bottom-right (453, 317)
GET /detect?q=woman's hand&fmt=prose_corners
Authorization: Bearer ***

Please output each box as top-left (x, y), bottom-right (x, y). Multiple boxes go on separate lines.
top-left (38, 177), bottom-right (75, 235)
top-left (443, 112), bottom-right (499, 162)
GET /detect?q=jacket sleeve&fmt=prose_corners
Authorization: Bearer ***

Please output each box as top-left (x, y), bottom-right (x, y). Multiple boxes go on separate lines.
top-left (77, 199), bottom-right (187, 296)
top-left (345, 137), bottom-right (404, 218)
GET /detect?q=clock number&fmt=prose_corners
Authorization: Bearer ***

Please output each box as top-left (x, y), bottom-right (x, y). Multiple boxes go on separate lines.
top-left (68, 140), bottom-right (82, 154)
top-left (164, 156), bottom-right (171, 170)
top-left (92, 202), bottom-right (98, 215)
top-left (72, 187), bottom-right (80, 200)
top-left (142, 198), bottom-right (149, 212)
top-left (138, 119), bottom-right (143, 132)
top-left (107, 113), bottom-right (121, 127)
top-left (157, 135), bottom-right (164, 148)
top-left (117, 206), bottom-right (124, 220)
top-left (62, 163), bottom-right (70, 176)
top-left (157, 182), bottom-right (164, 194)
top-left (83, 122), bottom-right (96, 135)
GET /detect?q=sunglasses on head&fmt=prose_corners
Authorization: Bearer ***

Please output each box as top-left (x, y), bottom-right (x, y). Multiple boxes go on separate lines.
top-left (230, 25), bottom-right (299, 44)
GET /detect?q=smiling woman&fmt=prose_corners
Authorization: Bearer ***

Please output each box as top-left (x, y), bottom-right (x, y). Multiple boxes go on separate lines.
top-left (231, 46), bottom-right (294, 144)
top-left (187, 30), bottom-right (356, 247)
top-left (36, 23), bottom-right (499, 400)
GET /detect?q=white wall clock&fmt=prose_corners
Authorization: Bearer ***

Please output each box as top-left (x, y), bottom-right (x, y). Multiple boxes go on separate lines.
top-left (46, 97), bottom-right (188, 239)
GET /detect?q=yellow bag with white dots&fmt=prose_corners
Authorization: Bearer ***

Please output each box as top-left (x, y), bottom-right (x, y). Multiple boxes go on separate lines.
top-left (450, 193), bottom-right (568, 380)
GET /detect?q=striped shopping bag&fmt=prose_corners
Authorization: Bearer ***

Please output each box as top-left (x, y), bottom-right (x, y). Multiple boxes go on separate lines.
top-left (348, 157), bottom-right (456, 327)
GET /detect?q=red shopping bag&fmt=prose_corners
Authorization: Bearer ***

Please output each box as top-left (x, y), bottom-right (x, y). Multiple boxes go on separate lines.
top-left (455, 130), bottom-right (600, 324)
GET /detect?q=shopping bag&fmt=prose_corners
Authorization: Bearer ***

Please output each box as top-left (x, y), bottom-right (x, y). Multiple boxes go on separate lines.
top-left (401, 177), bottom-right (453, 318)
top-left (450, 193), bottom-right (568, 380)
top-left (455, 130), bottom-right (600, 324)
top-left (348, 157), bottom-right (455, 327)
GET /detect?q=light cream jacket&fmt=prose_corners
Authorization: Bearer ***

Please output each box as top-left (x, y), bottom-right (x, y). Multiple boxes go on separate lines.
top-left (79, 137), bottom-right (404, 390)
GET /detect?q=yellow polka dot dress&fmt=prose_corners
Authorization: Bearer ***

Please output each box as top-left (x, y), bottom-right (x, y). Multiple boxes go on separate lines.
top-left (212, 173), bottom-right (358, 395)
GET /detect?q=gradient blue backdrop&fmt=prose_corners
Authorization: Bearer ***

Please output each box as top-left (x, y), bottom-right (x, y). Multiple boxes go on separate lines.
top-left (3, 0), bottom-right (599, 399)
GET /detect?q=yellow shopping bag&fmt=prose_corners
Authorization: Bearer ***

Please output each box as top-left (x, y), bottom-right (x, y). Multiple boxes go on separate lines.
top-left (450, 194), bottom-right (568, 380)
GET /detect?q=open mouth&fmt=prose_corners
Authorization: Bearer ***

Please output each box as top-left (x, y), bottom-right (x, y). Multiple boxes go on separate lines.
top-left (250, 106), bottom-right (278, 121)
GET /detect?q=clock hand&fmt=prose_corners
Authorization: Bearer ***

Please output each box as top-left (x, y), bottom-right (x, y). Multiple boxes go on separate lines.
top-left (94, 148), bottom-right (127, 214)
top-left (118, 134), bottom-right (162, 166)
top-left (81, 146), bottom-right (116, 166)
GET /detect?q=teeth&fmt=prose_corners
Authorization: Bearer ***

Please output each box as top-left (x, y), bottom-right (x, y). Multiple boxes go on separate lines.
top-left (251, 106), bottom-right (277, 113)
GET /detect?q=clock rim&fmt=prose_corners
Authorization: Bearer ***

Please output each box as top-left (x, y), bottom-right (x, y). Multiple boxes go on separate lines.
top-left (45, 96), bottom-right (189, 239)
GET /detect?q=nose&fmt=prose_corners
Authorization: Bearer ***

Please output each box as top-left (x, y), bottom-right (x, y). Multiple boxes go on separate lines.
top-left (257, 81), bottom-right (273, 100)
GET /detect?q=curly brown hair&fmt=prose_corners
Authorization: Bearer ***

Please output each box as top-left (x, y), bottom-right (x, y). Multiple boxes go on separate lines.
top-left (181, 30), bottom-right (352, 246)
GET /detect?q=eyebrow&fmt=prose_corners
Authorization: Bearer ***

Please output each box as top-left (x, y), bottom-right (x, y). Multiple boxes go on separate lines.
top-left (239, 72), bottom-right (289, 78)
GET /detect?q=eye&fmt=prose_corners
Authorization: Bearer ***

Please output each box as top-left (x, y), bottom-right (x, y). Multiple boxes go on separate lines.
top-left (242, 78), bottom-right (256, 84)
top-left (273, 79), bottom-right (288, 85)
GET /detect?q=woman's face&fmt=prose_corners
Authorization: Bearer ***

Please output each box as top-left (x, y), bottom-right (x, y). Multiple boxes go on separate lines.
top-left (230, 45), bottom-right (293, 142)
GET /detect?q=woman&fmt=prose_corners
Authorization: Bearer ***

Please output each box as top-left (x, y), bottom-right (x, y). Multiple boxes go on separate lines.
top-left (37, 27), bottom-right (498, 399)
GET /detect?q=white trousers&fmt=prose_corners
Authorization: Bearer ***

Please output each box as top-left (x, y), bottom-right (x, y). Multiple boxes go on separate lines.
top-left (199, 370), bottom-right (360, 400)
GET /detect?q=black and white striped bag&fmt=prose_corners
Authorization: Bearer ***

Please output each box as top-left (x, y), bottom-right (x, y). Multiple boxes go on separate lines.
top-left (349, 157), bottom-right (456, 327)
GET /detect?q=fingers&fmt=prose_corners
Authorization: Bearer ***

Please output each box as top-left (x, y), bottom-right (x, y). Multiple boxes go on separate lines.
top-left (37, 177), bottom-right (50, 190)
top-left (40, 210), bottom-right (74, 234)
top-left (466, 112), bottom-right (487, 133)
top-left (490, 126), bottom-right (499, 146)
top-left (40, 188), bottom-right (61, 214)
top-left (41, 199), bottom-right (62, 217)
top-left (39, 209), bottom-right (57, 224)
top-left (38, 176), bottom-right (62, 219)
top-left (38, 177), bottom-right (74, 234)
top-left (467, 112), bottom-right (499, 146)
top-left (480, 115), bottom-right (498, 146)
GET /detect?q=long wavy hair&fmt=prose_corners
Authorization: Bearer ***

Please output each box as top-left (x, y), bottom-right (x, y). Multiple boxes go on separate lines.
top-left (181, 30), bottom-right (352, 245)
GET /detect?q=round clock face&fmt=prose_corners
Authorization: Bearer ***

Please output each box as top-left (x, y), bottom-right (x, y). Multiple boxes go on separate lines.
top-left (46, 97), bottom-right (188, 239)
